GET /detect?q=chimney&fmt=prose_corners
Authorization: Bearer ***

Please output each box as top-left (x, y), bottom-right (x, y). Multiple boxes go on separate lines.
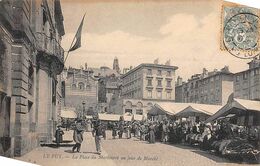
top-left (203, 68), bottom-right (208, 77)
top-left (221, 66), bottom-right (229, 72)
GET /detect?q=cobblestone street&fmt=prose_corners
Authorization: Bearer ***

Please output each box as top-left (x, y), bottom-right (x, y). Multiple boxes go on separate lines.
top-left (15, 130), bottom-right (243, 166)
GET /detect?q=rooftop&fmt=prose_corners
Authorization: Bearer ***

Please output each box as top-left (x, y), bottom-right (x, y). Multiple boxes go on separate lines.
top-left (121, 63), bottom-right (178, 78)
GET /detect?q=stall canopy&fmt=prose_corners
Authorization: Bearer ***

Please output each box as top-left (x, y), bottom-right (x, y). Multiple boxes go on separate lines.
top-left (98, 113), bottom-right (120, 121)
top-left (175, 104), bottom-right (222, 117)
top-left (205, 98), bottom-right (260, 123)
top-left (149, 102), bottom-right (189, 116)
top-left (149, 102), bottom-right (221, 117)
top-left (133, 114), bottom-right (143, 121)
top-left (123, 115), bottom-right (133, 121)
top-left (60, 107), bottom-right (77, 119)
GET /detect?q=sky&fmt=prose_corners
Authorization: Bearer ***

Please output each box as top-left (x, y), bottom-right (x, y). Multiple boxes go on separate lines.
top-left (61, 0), bottom-right (253, 81)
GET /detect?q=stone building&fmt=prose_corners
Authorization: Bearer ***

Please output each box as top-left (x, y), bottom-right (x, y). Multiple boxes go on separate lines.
top-left (98, 74), bottom-right (122, 112)
top-left (109, 63), bottom-right (178, 116)
top-left (62, 67), bottom-right (98, 116)
top-left (234, 57), bottom-right (260, 100)
top-left (0, 0), bottom-right (65, 156)
top-left (121, 63), bottom-right (178, 101)
top-left (175, 67), bottom-right (234, 105)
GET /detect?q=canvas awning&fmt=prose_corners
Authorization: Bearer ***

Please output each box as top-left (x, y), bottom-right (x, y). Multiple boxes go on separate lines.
top-left (175, 104), bottom-right (221, 118)
top-left (123, 115), bottom-right (133, 121)
top-left (133, 114), bottom-right (143, 121)
top-left (148, 102), bottom-right (221, 117)
top-left (98, 113), bottom-right (120, 121)
top-left (148, 102), bottom-right (189, 116)
top-left (60, 108), bottom-right (77, 119)
top-left (205, 98), bottom-right (260, 123)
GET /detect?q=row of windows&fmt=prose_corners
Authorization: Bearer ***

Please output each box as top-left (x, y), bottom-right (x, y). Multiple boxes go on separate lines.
top-left (71, 83), bottom-right (92, 90)
top-left (147, 90), bottom-right (171, 99)
top-left (123, 88), bottom-right (142, 98)
top-left (123, 71), bottom-right (142, 84)
top-left (147, 69), bottom-right (172, 77)
top-left (147, 79), bottom-right (172, 87)
top-left (235, 69), bottom-right (260, 82)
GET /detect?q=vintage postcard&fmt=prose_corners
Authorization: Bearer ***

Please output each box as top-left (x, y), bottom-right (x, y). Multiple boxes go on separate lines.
top-left (0, 0), bottom-right (259, 165)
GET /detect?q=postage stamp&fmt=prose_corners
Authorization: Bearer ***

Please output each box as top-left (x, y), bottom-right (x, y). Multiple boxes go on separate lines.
top-left (221, 3), bottom-right (260, 59)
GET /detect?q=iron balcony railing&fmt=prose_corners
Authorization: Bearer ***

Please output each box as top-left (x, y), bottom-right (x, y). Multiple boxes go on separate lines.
top-left (35, 32), bottom-right (64, 63)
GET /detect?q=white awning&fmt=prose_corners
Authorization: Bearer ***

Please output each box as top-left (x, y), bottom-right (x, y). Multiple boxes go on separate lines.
top-left (60, 108), bottom-right (77, 119)
top-left (133, 114), bottom-right (143, 121)
top-left (149, 102), bottom-right (221, 116)
top-left (123, 115), bottom-right (133, 121)
top-left (149, 102), bottom-right (189, 116)
top-left (175, 104), bottom-right (221, 117)
top-left (98, 113), bottom-right (120, 121)
top-left (206, 98), bottom-right (260, 123)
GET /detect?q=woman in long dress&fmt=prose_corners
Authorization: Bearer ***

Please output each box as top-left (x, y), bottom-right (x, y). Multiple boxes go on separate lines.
top-left (149, 123), bottom-right (156, 144)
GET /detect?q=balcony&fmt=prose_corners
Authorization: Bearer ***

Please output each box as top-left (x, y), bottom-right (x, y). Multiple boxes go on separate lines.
top-left (35, 32), bottom-right (64, 74)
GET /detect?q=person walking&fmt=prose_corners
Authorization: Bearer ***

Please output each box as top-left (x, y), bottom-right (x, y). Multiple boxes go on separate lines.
top-left (72, 119), bottom-right (85, 153)
top-left (93, 119), bottom-right (102, 155)
top-left (101, 123), bottom-right (107, 140)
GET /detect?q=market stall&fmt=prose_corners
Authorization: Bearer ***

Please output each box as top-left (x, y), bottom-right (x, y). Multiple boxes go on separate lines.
top-left (176, 104), bottom-right (221, 122)
top-left (60, 107), bottom-right (77, 130)
top-left (98, 113), bottom-right (120, 121)
top-left (148, 102), bottom-right (189, 121)
top-left (204, 97), bottom-right (260, 163)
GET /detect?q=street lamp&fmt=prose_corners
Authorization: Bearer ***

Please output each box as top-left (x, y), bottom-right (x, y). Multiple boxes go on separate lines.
top-left (82, 101), bottom-right (86, 118)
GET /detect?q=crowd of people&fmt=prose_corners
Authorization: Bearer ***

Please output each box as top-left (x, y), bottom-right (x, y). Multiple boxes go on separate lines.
top-left (107, 118), bottom-right (259, 162)
top-left (55, 117), bottom-right (259, 162)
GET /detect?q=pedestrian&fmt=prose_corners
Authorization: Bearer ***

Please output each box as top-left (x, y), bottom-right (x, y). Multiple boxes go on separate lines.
top-left (140, 123), bottom-right (145, 141)
top-left (101, 123), bottom-right (106, 140)
top-left (72, 119), bottom-right (84, 153)
top-left (149, 123), bottom-right (155, 144)
top-left (118, 121), bottom-right (124, 139)
top-left (93, 119), bottom-right (102, 155)
top-left (125, 122), bottom-right (131, 139)
top-left (112, 122), bottom-right (117, 139)
top-left (161, 121), bottom-right (168, 142)
top-left (55, 125), bottom-right (64, 147)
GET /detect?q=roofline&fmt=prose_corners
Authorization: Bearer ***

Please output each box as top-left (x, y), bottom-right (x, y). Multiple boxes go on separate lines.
top-left (121, 63), bottom-right (178, 78)
top-left (199, 72), bottom-right (234, 81)
top-left (176, 72), bottom-right (234, 87)
top-left (234, 66), bottom-right (260, 75)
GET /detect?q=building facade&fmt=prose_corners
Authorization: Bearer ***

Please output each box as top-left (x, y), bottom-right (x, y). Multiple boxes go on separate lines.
top-left (109, 63), bottom-right (178, 116)
top-left (234, 57), bottom-right (260, 100)
top-left (109, 98), bottom-right (159, 116)
top-left (175, 66), bottom-right (234, 105)
top-left (121, 63), bottom-right (178, 101)
top-left (62, 67), bottom-right (98, 116)
top-left (0, 0), bottom-right (65, 157)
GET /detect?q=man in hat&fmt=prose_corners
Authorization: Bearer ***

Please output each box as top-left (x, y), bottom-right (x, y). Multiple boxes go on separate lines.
top-left (92, 118), bottom-right (102, 154)
top-left (72, 119), bottom-right (85, 153)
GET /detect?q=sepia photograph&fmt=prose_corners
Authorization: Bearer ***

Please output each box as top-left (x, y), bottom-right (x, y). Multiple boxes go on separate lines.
top-left (0, 0), bottom-right (259, 165)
